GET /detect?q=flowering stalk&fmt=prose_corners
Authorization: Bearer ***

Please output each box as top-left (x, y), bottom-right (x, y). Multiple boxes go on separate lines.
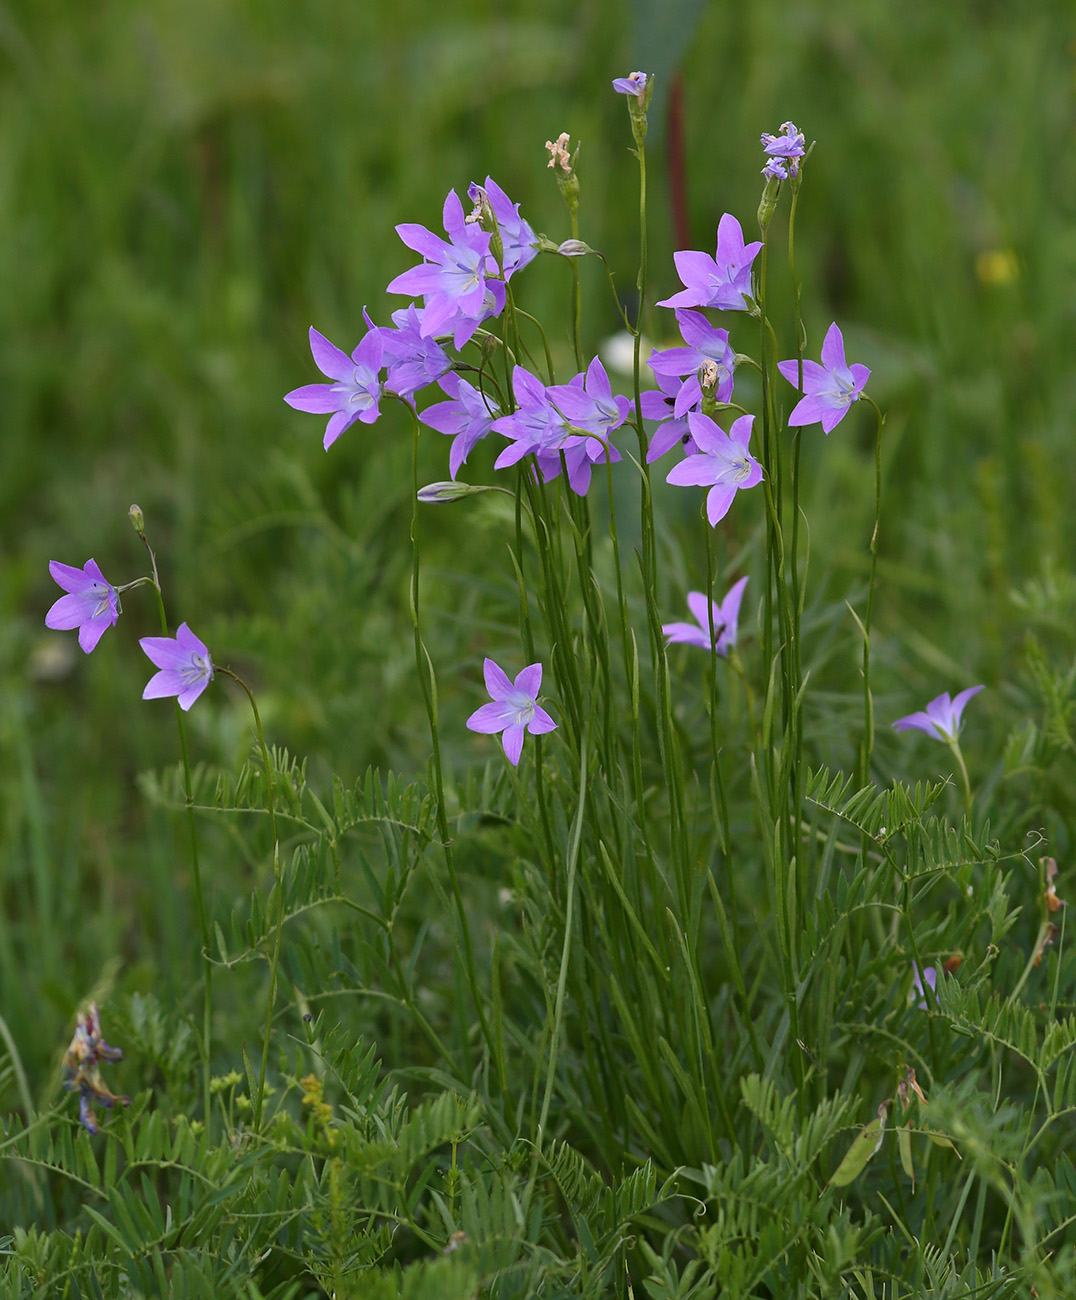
top-left (859, 395), bottom-right (886, 786)
top-left (408, 405), bottom-right (502, 1093)
top-left (213, 665), bottom-right (280, 1131)
top-left (134, 514), bottom-right (213, 1128)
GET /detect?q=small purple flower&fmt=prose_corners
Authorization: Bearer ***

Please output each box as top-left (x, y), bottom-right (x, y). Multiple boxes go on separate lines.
top-left (536, 435), bottom-right (621, 497)
top-left (663, 577), bottom-right (749, 657)
top-left (45, 559), bottom-right (120, 653)
top-left (380, 304), bottom-right (452, 400)
top-left (466, 658), bottom-right (557, 766)
top-left (649, 310), bottom-right (737, 409)
top-left (492, 366), bottom-right (576, 469)
top-left (284, 326), bottom-right (384, 450)
top-left (548, 357), bottom-right (631, 440)
top-left (658, 214), bottom-right (762, 313)
top-left (665, 413), bottom-right (763, 525)
top-left (761, 120), bottom-right (805, 160)
top-left (420, 373), bottom-right (501, 479)
top-left (140, 622), bottom-right (215, 711)
top-left (387, 190), bottom-right (506, 348)
top-left (892, 686), bottom-right (984, 743)
top-left (612, 71), bottom-right (650, 100)
top-left (911, 965), bottom-right (937, 1009)
top-left (467, 177), bottom-right (538, 279)
top-left (777, 323), bottom-right (869, 433)
top-left (762, 157), bottom-right (790, 181)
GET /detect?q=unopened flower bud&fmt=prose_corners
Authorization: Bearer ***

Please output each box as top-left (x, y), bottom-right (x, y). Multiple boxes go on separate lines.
top-left (418, 480), bottom-right (505, 505)
top-left (757, 175), bottom-right (781, 234)
top-left (556, 239), bottom-right (590, 258)
top-left (128, 504), bottom-right (146, 538)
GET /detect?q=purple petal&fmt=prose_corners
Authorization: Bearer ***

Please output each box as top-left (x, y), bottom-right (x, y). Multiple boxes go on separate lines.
top-left (308, 328), bottom-right (352, 382)
top-left (45, 593), bottom-right (91, 631)
top-left (483, 657), bottom-right (514, 700)
top-left (514, 663), bottom-right (542, 697)
top-left (142, 668), bottom-right (181, 701)
top-left (820, 322), bottom-right (847, 372)
top-left (324, 409), bottom-right (357, 450)
top-left (662, 621), bottom-right (711, 647)
top-left (667, 456), bottom-right (719, 488)
top-left (78, 616), bottom-right (112, 654)
top-left (719, 576), bottom-right (750, 632)
top-left (787, 394), bottom-right (832, 428)
top-left (727, 414), bottom-right (755, 449)
top-left (706, 483), bottom-right (738, 526)
top-left (527, 705), bottom-right (557, 735)
top-left (284, 383), bottom-right (341, 414)
top-left (139, 636), bottom-right (191, 671)
top-left (394, 222), bottom-right (447, 260)
top-left (686, 591), bottom-right (719, 632)
top-left (176, 678), bottom-right (212, 711)
top-left (501, 724), bottom-right (525, 766)
top-left (467, 701), bottom-right (510, 734)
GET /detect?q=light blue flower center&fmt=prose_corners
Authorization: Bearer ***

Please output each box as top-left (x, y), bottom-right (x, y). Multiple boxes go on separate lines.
top-left (505, 689), bottom-right (536, 726)
top-left (89, 583), bottom-right (113, 618)
top-left (333, 371), bottom-right (375, 409)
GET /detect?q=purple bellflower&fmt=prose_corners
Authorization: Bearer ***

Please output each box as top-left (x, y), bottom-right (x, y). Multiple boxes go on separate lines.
top-left (777, 323), bottom-right (870, 433)
top-left (492, 366), bottom-right (575, 468)
top-left (658, 214), bottom-right (762, 313)
top-left (548, 357), bottom-right (631, 440)
top-left (420, 373), bottom-right (501, 479)
top-left (466, 657), bottom-right (557, 766)
top-left (665, 413), bottom-right (762, 525)
top-left (892, 686), bottom-right (984, 743)
top-left (663, 576), bottom-right (749, 657)
top-left (45, 559), bottom-right (120, 653)
top-left (284, 326), bottom-right (384, 450)
top-left (380, 304), bottom-right (452, 400)
top-left (388, 190), bottom-right (506, 348)
top-left (467, 177), bottom-right (538, 279)
top-left (762, 157), bottom-right (792, 181)
top-left (140, 622), bottom-right (215, 711)
top-left (612, 71), bottom-right (650, 100)
top-left (641, 370), bottom-right (700, 463)
top-left (649, 310), bottom-right (737, 409)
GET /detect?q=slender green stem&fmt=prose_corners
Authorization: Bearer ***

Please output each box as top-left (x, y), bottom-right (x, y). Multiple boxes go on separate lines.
top-left (139, 532), bottom-right (212, 1128)
top-left (947, 737), bottom-right (973, 823)
top-left (215, 666), bottom-right (279, 1130)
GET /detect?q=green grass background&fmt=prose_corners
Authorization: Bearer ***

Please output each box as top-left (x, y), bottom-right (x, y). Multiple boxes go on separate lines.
top-left (2, 0), bottom-right (1074, 1106)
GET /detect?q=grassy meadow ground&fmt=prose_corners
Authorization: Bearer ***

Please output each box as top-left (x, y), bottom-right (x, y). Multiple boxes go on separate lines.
top-left (2, 0), bottom-right (1076, 1294)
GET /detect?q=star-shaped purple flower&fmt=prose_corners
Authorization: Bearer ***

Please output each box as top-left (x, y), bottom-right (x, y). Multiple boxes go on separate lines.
top-left (380, 304), bottom-right (453, 400)
top-left (45, 558), bottom-right (121, 653)
top-left (284, 326), bottom-right (384, 449)
top-left (657, 214), bottom-right (762, 313)
top-left (665, 413), bottom-right (762, 525)
top-left (492, 366), bottom-right (576, 469)
top-left (777, 323), bottom-right (869, 433)
top-left (649, 310), bottom-right (737, 409)
top-left (466, 658), bottom-right (557, 766)
top-left (892, 686), bottom-right (983, 743)
top-left (420, 373), bottom-right (501, 479)
top-left (387, 190), bottom-right (506, 349)
top-left (663, 576), bottom-right (749, 657)
top-left (467, 177), bottom-right (538, 279)
top-left (140, 622), bottom-right (215, 711)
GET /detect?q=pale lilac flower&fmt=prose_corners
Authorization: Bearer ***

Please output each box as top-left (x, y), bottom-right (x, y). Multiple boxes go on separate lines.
top-left (380, 304), bottom-right (452, 399)
top-left (467, 177), bottom-right (538, 278)
top-left (548, 357), bottom-right (631, 440)
top-left (761, 120), bottom-right (805, 160)
top-left (911, 964), bottom-right (937, 1009)
top-left (658, 214), bottom-right (762, 313)
top-left (777, 323), bottom-right (870, 433)
top-left (387, 190), bottom-right (506, 348)
top-left (284, 326), bottom-right (384, 450)
top-left (492, 366), bottom-right (576, 469)
top-left (762, 157), bottom-right (790, 181)
top-left (612, 71), bottom-right (649, 100)
top-left (663, 577), bottom-right (749, 657)
top-left (420, 373), bottom-right (501, 479)
top-left (45, 559), bottom-right (120, 653)
top-left (666, 413), bottom-right (762, 525)
top-left (466, 658), bottom-right (557, 766)
top-left (641, 370), bottom-right (699, 463)
top-left (140, 622), bottom-right (215, 711)
top-left (892, 686), bottom-right (984, 743)
top-left (649, 310), bottom-right (737, 409)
